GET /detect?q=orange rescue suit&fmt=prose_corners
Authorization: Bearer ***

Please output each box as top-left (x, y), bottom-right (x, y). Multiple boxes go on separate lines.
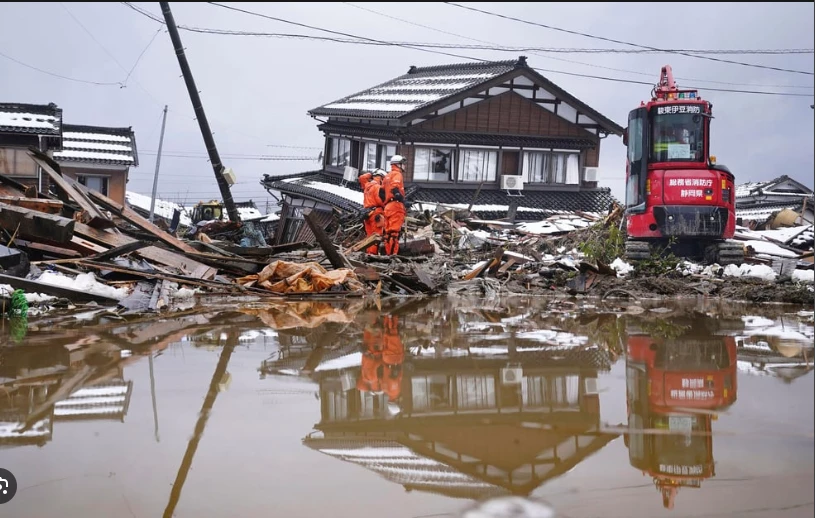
top-left (358, 172), bottom-right (385, 254)
top-left (357, 326), bottom-right (384, 394)
top-left (383, 164), bottom-right (406, 255)
top-left (381, 315), bottom-right (405, 402)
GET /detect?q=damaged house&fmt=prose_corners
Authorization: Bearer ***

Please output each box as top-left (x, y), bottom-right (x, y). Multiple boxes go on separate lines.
top-left (0, 102), bottom-right (138, 206)
top-left (736, 175), bottom-right (814, 229)
top-left (261, 56), bottom-right (623, 245)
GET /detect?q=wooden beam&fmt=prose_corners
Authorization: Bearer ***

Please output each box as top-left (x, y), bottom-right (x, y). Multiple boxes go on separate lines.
top-left (0, 202), bottom-right (75, 243)
top-left (13, 239), bottom-right (83, 259)
top-left (0, 196), bottom-right (63, 214)
top-left (348, 233), bottom-right (381, 253)
top-left (27, 150), bottom-right (115, 229)
top-left (532, 99), bottom-right (560, 105)
top-left (85, 240), bottom-right (150, 263)
top-left (304, 210), bottom-right (350, 270)
top-left (81, 187), bottom-right (199, 255)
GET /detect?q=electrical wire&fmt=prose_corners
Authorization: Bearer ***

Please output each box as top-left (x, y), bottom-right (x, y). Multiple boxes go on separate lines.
top-left (122, 2), bottom-right (814, 96)
top-left (342, 2), bottom-right (814, 90)
top-left (0, 50), bottom-right (123, 86)
top-left (443, 2), bottom-right (815, 76)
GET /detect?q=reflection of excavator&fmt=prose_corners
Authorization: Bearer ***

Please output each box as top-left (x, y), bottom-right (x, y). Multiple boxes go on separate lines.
top-left (624, 328), bottom-right (738, 510)
top-left (357, 314), bottom-right (405, 413)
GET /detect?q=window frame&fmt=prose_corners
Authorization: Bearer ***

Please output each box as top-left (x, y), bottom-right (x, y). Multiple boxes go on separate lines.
top-left (0, 147), bottom-right (39, 178)
top-left (413, 145), bottom-right (455, 182)
top-left (521, 148), bottom-right (581, 185)
top-left (456, 147), bottom-right (498, 183)
top-left (77, 174), bottom-right (110, 196)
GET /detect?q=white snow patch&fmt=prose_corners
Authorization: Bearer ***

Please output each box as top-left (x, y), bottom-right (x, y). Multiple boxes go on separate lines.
top-left (322, 102), bottom-right (422, 112)
top-left (126, 191), bottom-right (192, 226)
top-left (792, 270), bottom-right (814, 284)
top-left (741, 315), bottom-right (776, 328)
top-left (610, 258), bottom-right (634, 277)
top-left (723, 264), bottom-right (777, 282)
top-left (300, 181), bottom-right (364, 205)
top-left (0, 111), bottom-right (58, 130)
top-left (742, 240), bottom-right (799, 258)
top-left (62, 131), bottom-right (130, 142)
top-left (315, 352), bottom-right (362, 372)
top-left (259, 212), bottom-right (280, 222)
top-left (63, 140), bottom-right (132, 152)
top-left (35, 271), bottom-right (129, 301)
top-left (1, 284), bottom-right (57, 303)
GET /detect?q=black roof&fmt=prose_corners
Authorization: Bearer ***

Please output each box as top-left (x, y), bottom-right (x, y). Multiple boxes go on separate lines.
top-left (53, 124), bottom-right (139, 167)
top-left (309, 57), bottom-right (623, 135)
top-left (263, 170), bottom-right (618, 220)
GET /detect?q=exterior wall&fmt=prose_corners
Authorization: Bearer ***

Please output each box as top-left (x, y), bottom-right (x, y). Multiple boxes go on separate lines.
top-left (416, 91), bottom-right (596, 138)
top-left (0, 134), bottom-right (56, 195)
top-left (60, 166), bottom-right (127, 205)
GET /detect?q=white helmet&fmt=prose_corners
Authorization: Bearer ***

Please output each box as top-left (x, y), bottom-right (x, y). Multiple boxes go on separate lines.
top-left (372, 168), bottom-right (387, 177)
top-left (390, 154), bottom-right (406, 165)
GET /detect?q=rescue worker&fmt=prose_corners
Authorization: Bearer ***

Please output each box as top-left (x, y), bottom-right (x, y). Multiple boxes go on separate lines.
top-left (357, 168), bottom-right (387, 254)
top-left (383, 155), bottom-right (407, 255)
top-left (381, 314), bottom-right (405, 406)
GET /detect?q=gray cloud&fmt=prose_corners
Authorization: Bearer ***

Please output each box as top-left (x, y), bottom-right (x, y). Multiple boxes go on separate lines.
top-left (1, 2), bottom-right (812, 206)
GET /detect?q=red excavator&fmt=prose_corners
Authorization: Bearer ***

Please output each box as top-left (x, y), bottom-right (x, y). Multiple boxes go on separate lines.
top-left (623, 65), bottom-right (743, 265)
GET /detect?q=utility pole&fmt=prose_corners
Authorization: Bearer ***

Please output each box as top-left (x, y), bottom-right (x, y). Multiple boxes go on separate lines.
top-left (149, 105), bottom-right (168, 223)
top-left (159, 2), bottom-right (240, 222)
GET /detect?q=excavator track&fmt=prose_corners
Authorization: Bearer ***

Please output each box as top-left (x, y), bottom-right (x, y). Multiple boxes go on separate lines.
top-left (704, 241), bottom-right (744, 266)
top-left (624, 240), bottom-right (652, 262)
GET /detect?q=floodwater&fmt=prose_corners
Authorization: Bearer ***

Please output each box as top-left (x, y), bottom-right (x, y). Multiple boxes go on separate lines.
top-left (1, 296), bottom-right (813, 518)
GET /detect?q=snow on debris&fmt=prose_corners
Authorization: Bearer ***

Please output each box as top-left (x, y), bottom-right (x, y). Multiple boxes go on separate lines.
top-left (0, 284), bottom-right (56, 303)
top-left (300, 180), bottom-right (364, 205)
top-left (742, 239), bottom-right (799, 258)
top-left (723, 264), bottom-right (777, 282)
top-left (126, 191), bottom-right (192, 226)
top-left (0, 111), bottom-right (58, 130)
top-left (237, 206), bottom-right (263, 221)
top-left (35, 271), bottom-right (130, 301)
top-left (315, 352), bottom-right (362, 372)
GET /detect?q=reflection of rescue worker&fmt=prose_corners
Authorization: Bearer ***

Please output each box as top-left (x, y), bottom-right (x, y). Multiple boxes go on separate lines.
top-left (357, 320), bottom-right (385, 394)
top-left (381, 315), bottom-right (405, 404)
top-left (358, 168), bottom-right (387, 255)
top-left (383, 155), bottom-right (407, 256)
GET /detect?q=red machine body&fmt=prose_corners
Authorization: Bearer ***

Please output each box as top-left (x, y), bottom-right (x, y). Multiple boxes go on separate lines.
top-left (623, 66), bottom-right (742, 265)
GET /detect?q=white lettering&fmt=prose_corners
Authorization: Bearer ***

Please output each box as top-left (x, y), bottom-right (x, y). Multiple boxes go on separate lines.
top-left (677, 179), bottom-right (685, 187)
top-left (696, 189), bottom-right (703, 197)
top-left (669, 179), bottom-right (677, 186)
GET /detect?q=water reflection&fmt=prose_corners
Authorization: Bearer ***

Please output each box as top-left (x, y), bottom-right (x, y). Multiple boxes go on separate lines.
top-left (622, 313), bottom-right (739, 510)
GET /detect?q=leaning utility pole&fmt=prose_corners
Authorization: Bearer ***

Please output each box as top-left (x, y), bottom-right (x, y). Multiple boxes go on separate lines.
top-left (159, 2), bottom-right (240, 222)
top-left (148, 105), bottom-right (168, 223)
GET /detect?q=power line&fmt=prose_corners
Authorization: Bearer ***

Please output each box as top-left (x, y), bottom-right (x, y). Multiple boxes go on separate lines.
top-left (343, 2), bottom-right (814, 90)
top-left (120, 2), bottom-right (813, 96)
top-left (443, 2), bottom-right (815, 76)
top-left (138, 151), bottom-right (318, 160)
top-left (0, 50), bottom-right (123, 86)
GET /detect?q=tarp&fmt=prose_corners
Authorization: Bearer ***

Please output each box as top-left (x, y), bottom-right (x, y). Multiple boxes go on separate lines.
top-left (236, 260), bottom-right (366, 294)
top-left (241, 300), bottom-right (364, 330)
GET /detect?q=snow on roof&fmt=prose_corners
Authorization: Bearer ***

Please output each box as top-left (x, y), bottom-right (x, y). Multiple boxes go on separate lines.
top-left (237, 206), bottom-right (263, 221)
top-left (259, 212), bottom-right (280, 223)
top-left (735, 181), bottom-right (767, 198)
top-left (301, 180), bottom-right (364, 205)
top-left (0, 418), bottom-right (51, 439)
top-left (53, 149), bottom-right (135, 163)
top-left (736, 205), bottom-right (802, 221)
top-left (63, 131), bottom-right (131, 143)
top-left (126, 191), bottom-right (192, 226)
top-left (0, 111), bottom-right (59, 131)
top-left (63, 140), bottom-right (132, 152)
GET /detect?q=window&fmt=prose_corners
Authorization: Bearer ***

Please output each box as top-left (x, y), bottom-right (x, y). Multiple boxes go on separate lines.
top-left (77, 175), bottom-right (109, 196)
top-left (0, 147), bottom-right (38, 177)
top-left (413, 147), bottom-right (453, 181)
top-left (522, 150), bottom-right (580, 184)
top-left (650, 106), bottom-right (705, 163)
top-left (327, 137), bottom-right (351, 168)
top-left (362, 142), bottom-right (396, 171)
top-left (457, 149), bottom-right (497, 182)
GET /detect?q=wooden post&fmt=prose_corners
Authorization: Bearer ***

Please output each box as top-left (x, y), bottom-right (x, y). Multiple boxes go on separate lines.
top-left (304, 210), bottom-right (350, 269)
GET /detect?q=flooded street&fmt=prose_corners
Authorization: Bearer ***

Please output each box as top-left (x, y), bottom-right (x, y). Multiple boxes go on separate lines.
top-left (1, 296), bottom-right (813, 518)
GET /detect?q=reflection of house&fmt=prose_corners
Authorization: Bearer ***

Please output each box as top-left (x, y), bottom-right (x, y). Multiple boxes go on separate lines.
top-left (736, 175), bottom-right (814, 228)
top-left (304, 346), bottom-right (616, 499)
top-left (262, 56), bottom-right (623, 245)
top-left (53, 124), bottom-right (139, 206)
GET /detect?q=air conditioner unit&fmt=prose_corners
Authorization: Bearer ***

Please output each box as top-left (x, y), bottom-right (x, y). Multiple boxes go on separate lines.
top-left (501, 365), bottom-right (523, 385)
top-left (501, 175), bottom-right (524, 191)
top-left (343, 166), bottom-right (359, 183)
top-left (222, 167), bottom-right (236, 185)
top-left (583, 167), bottom-right (599, 182)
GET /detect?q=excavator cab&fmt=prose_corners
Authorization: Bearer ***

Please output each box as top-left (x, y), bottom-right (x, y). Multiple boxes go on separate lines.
top-left (623, 65), bottom-right (743, 266)
top-left (191, 200), bottom-right (224, 224)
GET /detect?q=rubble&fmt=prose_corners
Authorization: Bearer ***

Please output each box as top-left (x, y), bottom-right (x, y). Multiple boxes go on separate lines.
top-left (1, 151), bottom-right (813, 323)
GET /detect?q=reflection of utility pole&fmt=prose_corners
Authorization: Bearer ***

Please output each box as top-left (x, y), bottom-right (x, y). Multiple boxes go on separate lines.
top-left (149, 353), bottom-right (160, 443)
top-left (163, 342), bottom-right (235, 518)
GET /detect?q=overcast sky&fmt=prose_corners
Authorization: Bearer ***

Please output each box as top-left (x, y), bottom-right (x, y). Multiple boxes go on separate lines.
top-left (1, 2), bottom-right (812, 210)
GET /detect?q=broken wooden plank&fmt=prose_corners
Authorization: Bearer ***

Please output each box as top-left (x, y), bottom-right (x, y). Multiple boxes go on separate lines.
top-left (349, 233), bottom-right (381, 253)
top-left (497, 257), bottom-right (518, 275)
top-left (487, 247), bottom-right (506, 275)
top-left (353, 266), bottom-right (381, 282)
top-left (463, 260), bottom-right (491, 281)
top-left (304, 210), bottom-right (351, 269)
top-left (0, 272), bottom-right (121, 303)
top-left (397, 237), bottom-right (435, 257)
top-left (218, 241), bottom-right (310, 257)
top-left (70, 236), bottom-right (108, 254)
top-left (86, 240), bottom-right (150, 263)
top-left (27, 150), bottom-right (115, 229)
top-left (0, 202), bottom-right (75, 243)
top-left (14, 239), bottom-right (83, 259)
top-left (77, 260), bottom-right (229, 290)
top-left (0, 196), bottom-right (63, 214)
top-left (81, 186), bottom-right (199, 255)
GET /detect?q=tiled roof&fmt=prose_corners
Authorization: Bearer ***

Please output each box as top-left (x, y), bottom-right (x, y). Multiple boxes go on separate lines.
top-left (54, 124), bottom-right (138, 166)
top-left (264, 171), bottom-right (617, 220)
top-left (318, 121), bottom-right (597, 149)
top-left (0, 102), bottom-right (62, 136)
top-left (53, 381), bottom-right (132, 420)
top-left (310, 60), bottom-right (519, 119)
